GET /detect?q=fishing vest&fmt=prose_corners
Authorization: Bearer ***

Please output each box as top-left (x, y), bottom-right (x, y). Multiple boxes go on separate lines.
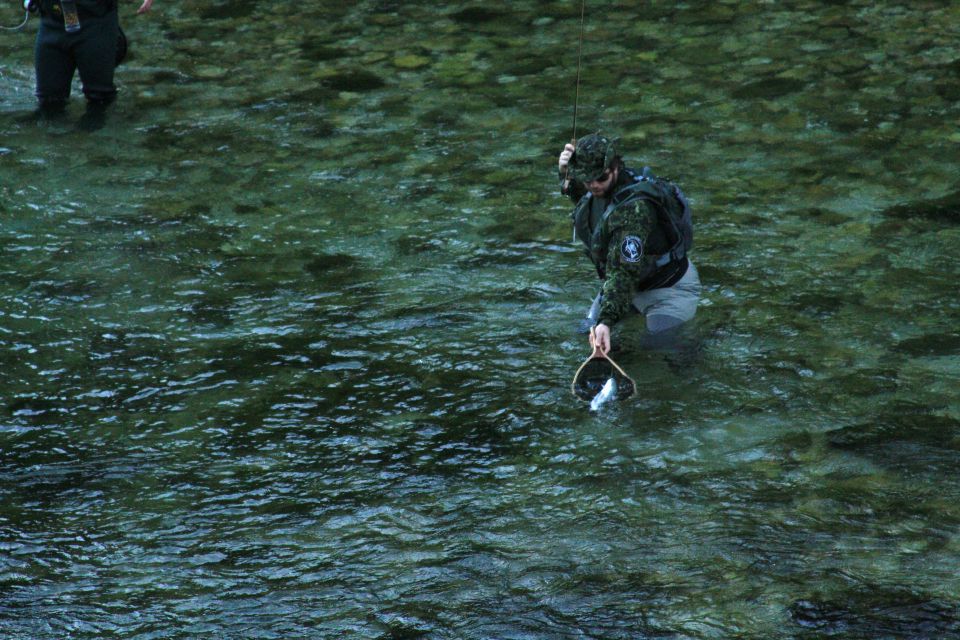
top-left (39, 0), bottom-right (116, 20)
top-left (572, 167), bottom-right (693, 279)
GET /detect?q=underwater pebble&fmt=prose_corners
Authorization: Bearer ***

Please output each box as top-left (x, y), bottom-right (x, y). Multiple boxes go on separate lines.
top-left (194, 65), bottom-right (228, 80)
top-left (393, 54), bottom-right (431, 69)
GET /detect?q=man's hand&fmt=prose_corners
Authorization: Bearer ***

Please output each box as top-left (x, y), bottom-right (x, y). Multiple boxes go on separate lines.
top-left (558, 142), bottom-right (576, 174)
top-left (137, 0), bottom-right (153, 14)
top-left (591, 323), bottom-right (611, 355)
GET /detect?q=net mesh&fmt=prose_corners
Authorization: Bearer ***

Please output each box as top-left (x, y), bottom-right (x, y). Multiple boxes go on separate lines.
top-left (571, 357), bottom-right (636, 402)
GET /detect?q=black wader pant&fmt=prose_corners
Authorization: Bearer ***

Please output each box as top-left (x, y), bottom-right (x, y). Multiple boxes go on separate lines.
top-left (34, 6), bottom-right (119, 111)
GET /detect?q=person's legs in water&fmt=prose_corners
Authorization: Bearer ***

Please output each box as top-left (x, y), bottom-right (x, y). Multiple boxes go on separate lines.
top-left (76, 10), bottom-right (119, 130)
top-left (634, 261), bottom-right (701, 331)
top-left (34, 23), bottom-right (74, 118)
top-left (632, 261), bottom-right (702, 352)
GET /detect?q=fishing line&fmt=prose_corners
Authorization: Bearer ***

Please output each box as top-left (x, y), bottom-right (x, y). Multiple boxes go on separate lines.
top-left (1, 3), bottom-right (30, 30)
top-left (571, 0), bottom-right (586, 144)
top-left (563, 0), bottom-right (587, 189)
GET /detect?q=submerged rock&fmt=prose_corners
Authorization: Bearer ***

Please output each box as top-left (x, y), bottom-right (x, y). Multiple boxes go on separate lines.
top-left (284, 86), bottom-right (336, 104)
top-left (881, 190), bottom-right (960, 223)
top-left (197, 0), bottom-right (258, 20)
top-left (321, 70), bottom-right (386, 92)
top-left (788, 291), bottom-right (856, 318)
top-left (790, 594), bottom-right (960, 637)
top-left (186, 296), bottom-right (234, 327)
top-left (303, 253), bottom-right (361, 274)
top-left (783, 207), bottom-right (851, 226)
top-left (450, 7), bottom-right (509, 23)
top-left (731, 77), bottom-right (807, 99)
top-left (393, 54), bottom-right (431, 70)
top-left (194, 65), bottom-right (228, 80)
top-left (300, 43), bottom-right (350, 62)
top-left (392, 236), bottom-right (445, 256)
top-left (935, 79), bottom-right (960, 101)
top-left (823, 367), bottom-right (899, 398)
top-left (826, 412), bottom-right (960, 450)
top-left (893, 332), bottom-right (960, 357)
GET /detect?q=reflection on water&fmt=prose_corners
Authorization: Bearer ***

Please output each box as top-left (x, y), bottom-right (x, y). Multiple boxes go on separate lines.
top-left (2, 1), bottom-right (960, 638)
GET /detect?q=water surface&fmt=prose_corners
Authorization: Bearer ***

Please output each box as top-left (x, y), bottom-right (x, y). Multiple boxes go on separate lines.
top-left (2, 1), bottom-right (960, 638)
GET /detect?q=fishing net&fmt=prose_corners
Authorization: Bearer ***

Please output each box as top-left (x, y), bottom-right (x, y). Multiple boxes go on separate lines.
top-left (571, 354), bottom-right (636, 402)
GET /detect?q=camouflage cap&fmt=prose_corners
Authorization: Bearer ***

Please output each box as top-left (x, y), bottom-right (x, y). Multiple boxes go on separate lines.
top-left (570, 133), bottom-right (620, 182)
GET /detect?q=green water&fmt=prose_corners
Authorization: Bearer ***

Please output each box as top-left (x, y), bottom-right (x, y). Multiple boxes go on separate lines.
top-left (2, 1), bottom-right (960, 638)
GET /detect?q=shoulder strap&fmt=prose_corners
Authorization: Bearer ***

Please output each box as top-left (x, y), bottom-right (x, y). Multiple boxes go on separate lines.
top-left (596, 176), bottom-right (661, 233)
top-left (596, 169), bottom-right (689, 267)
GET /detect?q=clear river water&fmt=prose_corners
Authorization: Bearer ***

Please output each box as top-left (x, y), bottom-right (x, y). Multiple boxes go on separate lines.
top-left (2, 1), bottom-right (960, 638)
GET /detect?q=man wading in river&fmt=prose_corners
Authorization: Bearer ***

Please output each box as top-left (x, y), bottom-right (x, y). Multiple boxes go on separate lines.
top-left (558, 133), bottom-right (701, 354)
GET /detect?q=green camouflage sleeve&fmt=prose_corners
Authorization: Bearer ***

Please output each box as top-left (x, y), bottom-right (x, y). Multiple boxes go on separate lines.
top-left (596, 199), bottom-right (660, 326)
top-left (560, 170), bottom-right (587, 203)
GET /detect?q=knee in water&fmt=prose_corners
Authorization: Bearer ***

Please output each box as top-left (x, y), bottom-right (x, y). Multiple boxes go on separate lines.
top-left (646, 314), bottom-right (684, 334)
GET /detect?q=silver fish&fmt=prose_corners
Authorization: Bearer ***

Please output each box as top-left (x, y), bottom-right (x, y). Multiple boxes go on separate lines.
top-left (589, 377), bottom-right (617, 411)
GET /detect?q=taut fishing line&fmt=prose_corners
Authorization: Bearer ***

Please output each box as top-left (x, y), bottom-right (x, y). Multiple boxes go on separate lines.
top-left (571, 0), bottom-right (586, 144)
top-left (562, 0), bottom-right (587, 188)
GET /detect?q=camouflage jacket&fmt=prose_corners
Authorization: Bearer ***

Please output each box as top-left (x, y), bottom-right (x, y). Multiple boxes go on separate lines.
top-left (564, 167), bottom-right (689, 327)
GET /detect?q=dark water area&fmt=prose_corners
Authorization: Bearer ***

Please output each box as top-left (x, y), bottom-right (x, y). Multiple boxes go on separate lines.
top-left (2, 1), bottom-right (959, 638)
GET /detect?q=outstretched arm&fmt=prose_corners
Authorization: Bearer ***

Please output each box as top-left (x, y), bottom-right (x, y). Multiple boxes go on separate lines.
top-left (590, 202), bottom-right (659, 347)
top-left (137, 0), bottom-right (154, 14)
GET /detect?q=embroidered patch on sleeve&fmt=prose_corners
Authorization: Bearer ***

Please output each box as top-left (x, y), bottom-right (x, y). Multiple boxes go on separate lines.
top-left (619, 235), bottom-right (644, 263)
